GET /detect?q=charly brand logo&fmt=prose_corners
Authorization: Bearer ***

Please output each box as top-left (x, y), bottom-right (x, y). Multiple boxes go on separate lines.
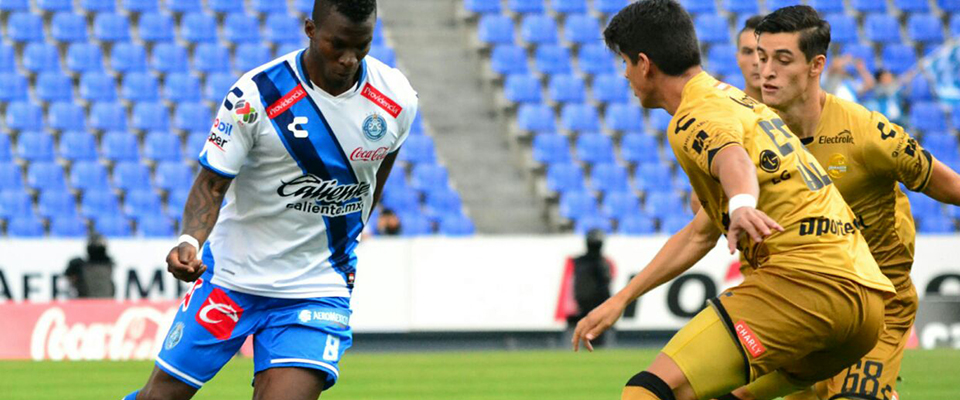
top-left (164, 322), bottom-right (184, 350)
top-left (288, 116), bottom-right (309, 138)
top-left (819, 130), bottom-right (854, 145)
top-left (278, 174), bottom-right (371, 217)
top-left (350, 146), bottom-right (389, 162)
top-left (362, 113), bottom-right (387, 141)
top-left (827, 153), bottom-right (848, 179)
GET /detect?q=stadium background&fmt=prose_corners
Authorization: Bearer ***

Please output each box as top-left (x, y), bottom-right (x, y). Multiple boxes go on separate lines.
top-left (0, 0), bottom-right (958, 398)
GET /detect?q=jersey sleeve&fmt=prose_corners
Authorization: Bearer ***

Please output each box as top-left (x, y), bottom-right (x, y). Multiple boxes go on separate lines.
top-left (389, 92), bottom-right (419, 153)
top-left (678, 116), bottom-right (745, 176)
top-left (198, 82), bottom-right (261, 178)
top-left (861, 111), bottom-right (935, 192)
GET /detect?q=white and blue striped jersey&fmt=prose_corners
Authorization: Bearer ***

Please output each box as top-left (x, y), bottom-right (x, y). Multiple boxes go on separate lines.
top-left (198, 50), bottom-right (418, 299)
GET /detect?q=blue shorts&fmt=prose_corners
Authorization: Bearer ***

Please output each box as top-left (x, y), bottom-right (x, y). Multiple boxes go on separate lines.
top-left (157, 270), bottom-right (352, 390)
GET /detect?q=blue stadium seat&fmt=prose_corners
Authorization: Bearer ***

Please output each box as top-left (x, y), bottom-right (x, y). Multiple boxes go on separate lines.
top-left (509, 0), bottom-right (546, 14)
top-left (923, 135), bottom-right (958, 156)
top-left (81, 0), bottom-right (115, 12)
top-left (602, 190), bottom-right (641, 216)
top-left (369, 46), bottom-right (396, 67)
top-left (70, 161), bottom-right (110, 190)
top-left (532, 133), bottom-right (572, 165)
top-left (619, 214), bottom-right (656, 234)
top-left (37, 72), bottom-right (74, 102)
top-left (425, 188), bottom-right (462, 216)
top-left (548, 74), bottom-right (586, 104)
top-left (895, 0), bottom-right (930, 12)
top-left (951, 15), bottom-right (960, 38)
top-left (132, 102), bottom-right (170, 131)
top-left (644, 191), bottom-right (684, 215)
top-left (155, 162), bottom-right (194, 190)
top-left (0, 73), bottom-right (28, 102)
top-left (80, 73), bottom-right (118, 102)
top-left (166, 0), bottom-right (200, 13)
top-left (17, 131), bottom-right (55, 162)
top-left (560, 103), bottom-right (600, 132)
top-left (559, 191), bottom-right (598, 220)
top-left (164, 73), bottom-right (202, 102)
top-left (94, 13), bottom-right (131, 42)
top-left (139, 12), bottom-right (175, 42)
top-left (181, 12), bottom-right (218, 43)
top-left (907, 14), bottom-right (944, 44)
top-left (841, 44), bottom-right (877, 73)
top-left (81, 190), bottom-right (121, 218)
top-left (809, 0), bottom-right (845, 14)
top-left (0, 190), bottom-right (32, 219)
top-left (265, 14), bottom-right (302, 45)
top-left (592, 74), bottom-right (631, 104)
top-left (682, 0), bottom-right (717, 14)
top-left (941, 0), bottom-right (960, 12)
top-left (174, 102), bottom-right (213, 132)
top-left (725, 74), bottom-right (746, 91)
top-left (594, 0), bottom-right (629, 14)
top-left (185, 132), bottom-right (208, 159)
top-left (0, 0), bottom-right (28, 11)
top-left (8, 215), bottom-right (45, 237)
top-left (546, 162), bottom-right (585, 193)
top-left (490, 45), bottom-right (529, 76)
top-left (521, 14), bottom-right (559, 45)
top-left (0, 163), bottom-right (23, 189)
top-left (517, 104), bottom-right (557, 133)
top-left (553, 0), bottom-right (588, 13)
top-left (38, 190), bottom-right (77, 218)
top-left (6, 102), bottom-right (44, 131)
top-left (382, 191), bottom-right (420, 214)
top-left (852, 0), bottom-right (887, 13)
top-left (121, 72), bottom-right (159, 101)
top-left (399, 213), bottom-right (433, 236)
top-left (660, 215), bottom-right (691, 234)
top-left (824, 14), bottom-right (859, 44)
top-left (102, 131), bottom-right (141, 162)
top-left (864, 14), bottom-right (901, 44)
top-left (7, 12), bottom-right (44, 42)
top-left (907, 75), bottom-right (933, 102)
top-left (574, 215), bottom-right (613, 234)
top-left (51, 12), bottom-right (89, 42)
top-left (224, 13), bottom-right (261, 44)
top-left (578, 43), bottom-right (616, 75)
top-left (234, 44), bottom-right (273, 72)
top-left (911, 102), bottom-right (948, 132)
top-left (124, 188), bottom-right (162, 216)
top-left (27, 161), bottom-right (67, 191)
top-left (111, 43), bottom-right (148, 72)
top-left (438, 213), bottom-right (475, 236)
top-left (707, 44), bottom-right (739, 78)
top-left (648, 109), bottom-right (673, 133)
top-left (695, 15), bottom-right (730, 44)
top-left (152, 43), bottom-right (189, 73)
top-left (620, 132), bottom-right (660, 164)
top-left (723, 0), bottom-right (759, 15)
top-left (166, 189), bottom-right (188, 218)
top-left (478, 15), bottom-right (515, 45)
top-left (23, 43), bottom-right (61, 73)
top-left (881, 45), bottom-right (916, 75)
top-left (590, 162), bottom-right (630, 192)
top-left (67, 43), bottom-right (104, 73)
top-left (94, 214), bottom-right (132, 237)
top-left (564, 13), bottom-right (600, 44)
top-left (276, 43), bottom-right (303, 58)
top-left (410, 164), bottom-right (449, 192)
top-left (918, 217), bottom-right (954, 233)
top-left (48, 103), bottom-right (86, 131)
top-left (0, 44), bottom-right (13, 73)
top-left (765, 0), bottom-right (802, 11)
top-left (398, 135), bottom-right (436, 164)
top-left (576, 133), bottom-right (616, 164)
top-left (251, 0), bottom-right (286, 15)
top-left (465, 0), bottom-right (502, 14)
top-left (193, 44), bottom-right (232, 73)
top-left (635, 163), bottom-right (673, 192)
top-left (144, 131), bottom-right (183, 162)
top-left (0, 135), bottom-right (10, 162)
top-left (139, 214), bottom-right (173, 236)
top-left (122, 0), bottom-right (158, 12)
top-left (59, 130), bottom-right (99, 161)
top-left (534, 45), bottom-right (573, 75)
top-left (410, 112), bottom-right (426, 135)
top-left (953, 105), bottom-right (960, 132)
top-left (50, 215), bottom-right (87, 237)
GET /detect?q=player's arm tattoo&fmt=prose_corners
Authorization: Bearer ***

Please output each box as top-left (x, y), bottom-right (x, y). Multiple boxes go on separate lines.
top-left (371, 149), bottom-right (400, 211)
top-left (181, 168), bottom-right (233, 244)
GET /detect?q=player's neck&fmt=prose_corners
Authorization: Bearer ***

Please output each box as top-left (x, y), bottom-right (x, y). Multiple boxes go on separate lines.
top-left (660, 66), bottom-right (703, 115)
top-left (777, 86), bottom-right (825, 140)
top-left (302, 49), bottom-right (358, 97)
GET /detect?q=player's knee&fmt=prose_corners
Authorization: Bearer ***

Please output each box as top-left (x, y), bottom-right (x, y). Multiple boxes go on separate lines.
top-left (623, 371), bottom-right (677, 400)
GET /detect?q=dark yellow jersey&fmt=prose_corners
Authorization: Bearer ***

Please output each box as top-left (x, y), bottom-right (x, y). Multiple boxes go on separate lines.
top-left (802, 94), bottom-right (936, 290)
top-left (670, 72), bottom-right (894, 294)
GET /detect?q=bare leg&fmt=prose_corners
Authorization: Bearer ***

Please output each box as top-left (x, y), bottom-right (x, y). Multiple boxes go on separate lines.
top-left (135, 366), bottom-right (199, 400)
top-left (252, 367), bottom-right (327, 400)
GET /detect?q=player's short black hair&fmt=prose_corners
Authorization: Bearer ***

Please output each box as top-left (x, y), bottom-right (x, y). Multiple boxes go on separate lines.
top-left (603, 0), bottom-right (701, 76)
top-left (755, 6), bottom-right (830, 62)
top-left (313, 0), bottom-right (377, 24)
top-left (740, 15), bottom-right (764, 36)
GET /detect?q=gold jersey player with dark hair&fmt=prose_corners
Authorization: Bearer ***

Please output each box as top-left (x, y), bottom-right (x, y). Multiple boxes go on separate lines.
top-left (571, 1), bottom-right (895, 400)
top-left (720, 6), bottom-right (960, 400)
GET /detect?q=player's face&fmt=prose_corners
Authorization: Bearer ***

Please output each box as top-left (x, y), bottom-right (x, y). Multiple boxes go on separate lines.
top-left (305, 10), bottom-right (375, 92)
top-left (620, 52), bottom-right (655, 108)
top-left (736, 30), bottom-right (761, 92)
top-left (756, 32), bottom-right (823, 109)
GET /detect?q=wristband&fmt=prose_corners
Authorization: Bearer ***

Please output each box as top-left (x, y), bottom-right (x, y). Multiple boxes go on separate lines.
top-left (178, 234), bottom-right (200, 251)
top-left (728, 194), bottom-right (757, 215)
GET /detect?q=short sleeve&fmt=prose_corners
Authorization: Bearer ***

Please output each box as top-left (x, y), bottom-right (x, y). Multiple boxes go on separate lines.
top-left (677, 116), bottom-right (745, 176)
top-left (388, 93), bottom-right (419, 153)
top-left (198, 83), bottom-right (260, 178)
top-left (862, 111), bottom-right (935, 192)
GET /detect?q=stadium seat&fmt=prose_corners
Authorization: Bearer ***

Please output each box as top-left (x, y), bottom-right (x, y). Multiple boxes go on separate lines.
top-left (882, 45), bottom-right (917, 75)
top-left (589, 162), bottom-right (631, 192)
top-left (124, 188), bottom-right (162, 216)
top-left (574, 215), bottom-right (613, 234)
top-left (809, 0), bottom-right (844, 14)
top-left (910, 102), bottom-right (948, 132)
top-left (410, 112), bottom-right (426, 135)
top-left (864, 14), bottom-right (901, 44)
top-left (37, 72), bottom-right (74, 102)
top-left (594, 0), bottom-right (629, 14)
top-left (123, 0), bottom-right (158, 12)
top-left (185, 131), bottom-right (209, 159)
top-left (509, 0), bottom-right (546, 14)
top-left (907, 14), bottom-right (944, 44)
top-left (521, 14), bottom-right (559, 45)
top-left (534, 45), bottom-right (573, 75)
top-left (619, 214), bottom-right (656, 234)
top-left (139, 214), bottom-right (174, 236)
top-left (695, 15), bottom-right (730, 44)
top-left (531, 133), bottom-right (573, 165)
top-left (660, 215), bottom-right (690, 234)
top-left (564, 14), bottom-right (600, 44)
top-left (144, 131), bottom-right (183, 162)
top-left (139, 12), bottom-right (175, 42)
top-left (517, 104), bottom-right (557, 133)
top-left (131, 102), bottom-right (171, 131)
top-left (70, 161), bottom-right (110, 190)
top-left (907, 75), bottom-right (934, 102)
top-left (478, 15), bottom-right (515, 46)
top-left (166, 188), bottom-right (189, 218)
top-left (152, 43), bottom-right (190, 73)
top-left (80, 0), bottom-right (115, 12)
top-left (251, 0), bottom-right (286, 15)
top-left (490, 45), bottom-right (529, 76)
top-left (895, 0), bottom-right (930, 12)
top-left (922, 135), bottom-right (958, 156)
top-left (559, 191), bottom-right (598, 220)
top-left (66, 43), bottom-right (104, 73)
top-left (553, 0), bottom-right (588, 14)
top-left (50, 215), bottom-right (87, 237)
top-left (398, 213), bottom-right (433, 236)
top-left (111, 43), bottom-right (148, 73)
top-left (919, 217), bottom-right (954, 233)
top-left (620, 132), bottom-right (660, 164)
top-left (547, 74), bottom-right (586, 104)
top-left (38, 190), bottom-right (77, 218)
top-left (560, 103), bottom-right (601, 132)
top-left (0, 163), bottom-right (24, 189)
top-left (951, 15), bottom-right (960, 38)
top-left (155, 162), bottom-right (194, 190)
top-left (644, 191), bottom-right (684, 215)
top-left (722, 0), bottom-right (759, 15)
top-left (681, 0), bottom-right (717, 14)
top-left (825, 14), bottom-right (859, 45)
top-left (94, 214), bottom-right (132, 237)
top-left (0, 73), bottom-right (28, 102)
top-left (575, 133), bottom-right (616, 164)
top-left (6, 102), bottom-right (44, 131)
top-left (80, 189), bottom-right (121, 219)
top-left (707, 44), bottom-right (738, 78)
top-left (17, 131), bottom-right (55, 162)
top-left (234, 44), bottom-right (273, 72)
top-left (398, 135), bottom-right (437, 164)
top-left (578, 43), bottom-right (616, 76)
top-left (369, 46), bottom-right (396, 67)
top-left (48, 103), bottom-right (86, 132)
top-left (265, 14), bottom-right (301, 45)
top-left (425, 188), bottom-right (463, 216)
top-left (164, 73), bottom-right (202, 102)
top-left (766, 0), bottom-right (802, 11)
top-left (841, 44), bottom-right (877, 73)
top-left (80, 73), bottom-right (118, 102)
top-left (27, 162), bottom-right (67, 191)
top-left (94, 13), bottom-right (131, 42)
top-left (852, 0), bottom-right (887, 13)
top-left (59, 130), bottom-right (99, 161)
top-left (602, 190), bottom-right (641, 216)
top-left (182, 12), bottom-right (219, 43)
top-left (410, 164), bottom-right (449, 192)
top-left (0, 190), bottom-right (32, 219)
top-left (8, 215), bottom-right (45, 237)
top-left (51, 12), bottom-right (89, 42)
top-left (592, 74), bottom-right (631, 104)
top-left (23, 43), bottom-right (61, 73)
top-left (166, 0), bottom-right (200, 13)
top-left (276, 43), bottom-right (302, 57)
top-left (102, 131), bottom-right (141, 162)
top-left (382, 190), bottom-right (420, 214)
top-left (174, 102), bottom-right (213, 132)
top-left (635, 163), bottom-right (673, 192)
top-left (0, 0), bottom-right (29, 11)
top-left (0, 44), bottom-right (13, 73)
top-left (224, 13), bottom-right (262, 44)
top-left (464, 0), bottom-right (502, 14)
top-left (121, 72), bottom-right (159, 101)
top-left (0, 136), bottom-right (9, 162)
top-left (546, 162), bottom-right (585, 193)
top-left (438, 213), bottom-right (475, 236)
top-left (953, 105), bottom-right (960, 132)
top-left (193, 44), bottom-right (232, 73)
top-left (7, 12), bottom-right (44, 42)
top-left (648, 109), bottom-right (673, 133)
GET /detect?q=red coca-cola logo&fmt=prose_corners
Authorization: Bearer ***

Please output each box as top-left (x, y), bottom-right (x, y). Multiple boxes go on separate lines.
top-left (195, 288), bottom-right (243, 340)
top-left (350, 146), bottom-right (389, 162)
top-left (30, 305), bottom-right (177, 361)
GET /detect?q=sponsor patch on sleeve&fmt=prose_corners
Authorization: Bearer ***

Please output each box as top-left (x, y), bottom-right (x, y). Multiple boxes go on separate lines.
top-left (734, 320), bottom-right (767, 358)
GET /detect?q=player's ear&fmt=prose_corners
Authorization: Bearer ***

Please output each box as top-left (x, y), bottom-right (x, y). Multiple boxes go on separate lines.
top-left (304, 18), bottom-right (316, 40)
top-left (637, 53), bottom-right (652, 78)
top-left (810, 54), bottom-right (826, 77)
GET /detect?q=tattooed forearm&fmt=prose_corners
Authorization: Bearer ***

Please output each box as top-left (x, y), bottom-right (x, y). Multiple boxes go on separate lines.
top-left (181, 168), bottom-right (233, 243)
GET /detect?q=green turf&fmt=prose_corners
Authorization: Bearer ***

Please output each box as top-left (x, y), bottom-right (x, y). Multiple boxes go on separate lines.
top-left (1, 349), bottom-right (957, 399)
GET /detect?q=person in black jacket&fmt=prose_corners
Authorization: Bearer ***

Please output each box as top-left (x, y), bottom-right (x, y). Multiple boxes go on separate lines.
top-left (64, 234), bottom-right (116, 298)
top-left (569, 229), bottom-right (614, 346)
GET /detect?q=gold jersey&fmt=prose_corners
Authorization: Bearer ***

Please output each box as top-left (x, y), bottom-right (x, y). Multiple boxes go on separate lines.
top-left (802, 94), bottom-right (936, 290)
top-left (670, 72), bottom-right (894, 294)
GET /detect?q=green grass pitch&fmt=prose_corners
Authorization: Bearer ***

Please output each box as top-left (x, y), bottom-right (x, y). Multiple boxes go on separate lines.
top-left (1, 349), bottom-right (957, 399)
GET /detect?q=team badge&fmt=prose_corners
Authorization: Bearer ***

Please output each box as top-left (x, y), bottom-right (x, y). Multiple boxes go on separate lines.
top-left (362, 113), bottom-right (387, 141)
top-left (827, 153), bottom-right (848, 179)
top-left (759, 150), bottom-right (781, 173)
top-left (234, 99), bottom-right (259, 125)
top-left (164, 322), bottom-right (185, 350)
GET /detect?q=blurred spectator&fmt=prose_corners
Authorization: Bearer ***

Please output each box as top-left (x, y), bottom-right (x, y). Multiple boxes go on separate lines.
top-left (63, 234), bottom-right (116, 298)
top-left (862, 69), bottom-right (904, 125)
top-left (556, 229), bottom-right (616, 347)
top-left (822, 55), bottom-right (875, 102)
top-left (376, 208), bottom-right (401, 236)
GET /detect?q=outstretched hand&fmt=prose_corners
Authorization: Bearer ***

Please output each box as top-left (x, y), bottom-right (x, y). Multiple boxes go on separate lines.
top-left (726, 207), bottom-right (783, 253)
top-left (572, 297), bottom-right (627, 352)
top-left (166, 243), bottom-right (207, 282)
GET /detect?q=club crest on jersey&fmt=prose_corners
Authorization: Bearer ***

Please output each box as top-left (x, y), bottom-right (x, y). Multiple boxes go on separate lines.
top-left (362, 113), bottom-right (387, 141)
top-left (164, 322), bottom-right (185, 350)
top-left (827, 153), bottom-right (848, 179)
top-left (234, 99), bottom-right (259, 125)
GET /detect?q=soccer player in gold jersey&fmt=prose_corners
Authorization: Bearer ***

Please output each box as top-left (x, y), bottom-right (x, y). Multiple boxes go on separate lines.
top-left (718, 6), bottom-right (960, 400)
top-left (571, 1), bottom-right (896, 400)
top-left (736, 15), bottom-right (765, 101)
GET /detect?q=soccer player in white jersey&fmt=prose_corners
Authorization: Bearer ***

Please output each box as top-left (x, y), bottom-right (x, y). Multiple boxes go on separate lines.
top-left (122, 1), bottom-right (418, 399)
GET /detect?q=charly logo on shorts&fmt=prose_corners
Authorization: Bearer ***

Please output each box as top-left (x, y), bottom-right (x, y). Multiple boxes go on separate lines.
top-left (164, 322), bottom-right (185, 350)
top-left (362, 113), bottom-right (387, 141)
